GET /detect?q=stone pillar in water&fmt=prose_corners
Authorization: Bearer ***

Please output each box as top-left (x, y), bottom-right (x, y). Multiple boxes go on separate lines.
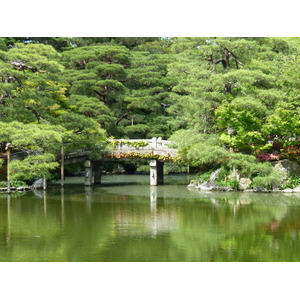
top-left (84, 160), bottom-right (93, 186)
top-left (150, 159), bottom-right (164, 185)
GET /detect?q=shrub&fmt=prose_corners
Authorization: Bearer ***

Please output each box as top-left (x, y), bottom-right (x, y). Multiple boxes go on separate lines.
top-left (0, 180), bottom-right (27, 187)
top-left (283, 176), bottom-right (300, 189)
top-left (196, 170), bottom-right (215, 182)
top-left (280, 140), bottom-right (300, 163)
top-left (251, 168), bottom-right (287, 190)
top-left (217, 179), bottom-right (240, 190)
top-left (222, 152), bottom-right (273, 178)
top-left (136, 165), bottom-right (150, 173)
top-left (256, 153), bottom-right (280, 162)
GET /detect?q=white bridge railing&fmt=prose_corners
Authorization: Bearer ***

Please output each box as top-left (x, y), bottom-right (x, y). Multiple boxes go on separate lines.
top-left (109, 137), bottom-right (177, 157)
top-left (63, 138), bottom-right (178, 165)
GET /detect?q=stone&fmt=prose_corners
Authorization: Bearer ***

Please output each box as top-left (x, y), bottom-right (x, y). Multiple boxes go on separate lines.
top-left (188, 181), bottom-right (197, 188)
top-left (217, 185), bottom-right (233, 192)
top-left (207, 168), bottom-right (221, 184)
top-left (253, 186), bottom-right (270, 193)
top-left (293, 186), bottom-right (300, 193)
top-left (197, 183), bottom-right (215, 191)
top-left (197, 178), bottom-right (204, 185)
top-left (272, 159), bottom-right (300, 177)
top-left (196, 168), bottom-right (221, 191)
top-left (283, 188), bottom-right (294, 193)
top-left (239, 178), bottom-right (252, 191)
top-left (112, 163), bottom-right (126, 174)
top-left (17, 186), bottom-right (29, 191)
top-left (31, 178), bottom-right (44, 190)
top-left (195, 169), bottom-right (222, 191)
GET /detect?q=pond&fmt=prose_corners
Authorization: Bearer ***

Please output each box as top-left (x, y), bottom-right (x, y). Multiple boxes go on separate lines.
top-left (1, 174), bottom-right (300, 262)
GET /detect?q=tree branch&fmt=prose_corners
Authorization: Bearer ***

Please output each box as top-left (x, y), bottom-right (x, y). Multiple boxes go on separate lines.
top-left (10, 60), bottom-right (39, 73)
top-left (115, 107), bottom-right (134, 126)
top-left (25, 106), bottom-right (47, 122)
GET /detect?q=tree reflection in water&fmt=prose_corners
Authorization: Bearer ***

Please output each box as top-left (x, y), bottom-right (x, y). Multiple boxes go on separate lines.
top-left (1, 176), bottom-right (300, 261)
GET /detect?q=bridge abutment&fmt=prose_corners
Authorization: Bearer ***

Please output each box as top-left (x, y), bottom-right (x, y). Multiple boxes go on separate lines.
top-left (93, 161), bottom-right (102, 184)
top-left (150, 159), bottom-right (164, 186)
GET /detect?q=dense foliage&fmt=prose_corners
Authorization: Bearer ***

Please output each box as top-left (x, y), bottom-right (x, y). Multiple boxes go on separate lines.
top-left (1, 37), bottom-right (300, 184)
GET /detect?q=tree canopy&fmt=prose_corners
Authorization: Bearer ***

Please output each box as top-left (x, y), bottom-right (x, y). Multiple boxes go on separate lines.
top-left (1, 37), bottom-right (300, 182)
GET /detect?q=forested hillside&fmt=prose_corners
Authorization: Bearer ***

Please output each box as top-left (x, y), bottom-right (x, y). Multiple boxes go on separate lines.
top-left (1, 37), bottom-right (300, 187)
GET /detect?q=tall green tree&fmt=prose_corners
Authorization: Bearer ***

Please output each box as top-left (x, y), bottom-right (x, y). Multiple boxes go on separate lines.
top-left (121, 47), bottom-right (174, 138)
top-left (0, 43), bottom-right (68, 124)
top-left (62, 44), bottom-right (131, 134)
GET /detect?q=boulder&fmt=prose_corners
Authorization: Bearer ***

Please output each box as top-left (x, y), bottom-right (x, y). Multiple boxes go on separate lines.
top-left (272, 159), bottom-right (300, 177)
top-left (197, 183), bottom-right (215, 191)
top-left (207, 168), bottom-right (221, 184)
top-left (239, 178), bottom-right (252, 191)
top-left (31, 178), bottom-right (44, 190)
top-left (253, 186), bottom-right (270, 193)
top-left (197, 168), bottom-right (221, 191)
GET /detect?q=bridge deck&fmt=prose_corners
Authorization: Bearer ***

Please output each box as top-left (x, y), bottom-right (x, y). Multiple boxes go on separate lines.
top-left (64, 138), bottom-right (177, 165)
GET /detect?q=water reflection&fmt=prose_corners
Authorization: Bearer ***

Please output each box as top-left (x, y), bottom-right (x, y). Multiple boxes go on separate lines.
top-left (150, 186), bottom-right (158, 237)
top-left (6, 194), bottom-right (11, 247)
top-left (43, 191), bottom-right (47, 216)
top-left (61, 187), bottom-right (65, 227)
top-left (85, 186), bottom-right (92, 214)
top-left (3, 175), bottom-right (300, 261)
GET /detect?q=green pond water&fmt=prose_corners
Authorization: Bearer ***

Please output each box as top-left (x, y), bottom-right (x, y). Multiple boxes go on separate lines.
top-left (1, 174), bottom-right (300, 262)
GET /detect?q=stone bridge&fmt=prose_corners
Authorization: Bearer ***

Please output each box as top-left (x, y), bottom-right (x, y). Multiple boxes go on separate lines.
top-left (63, 137), bottom-right (178, 186)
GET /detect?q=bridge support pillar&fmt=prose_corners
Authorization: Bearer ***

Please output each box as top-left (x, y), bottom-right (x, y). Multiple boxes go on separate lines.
top-left (150, 160), bottom-right (164, 186)
top-left (93, 161), bottom-right (102, 185)
top-left (84, 160), bottom-right (93, 186)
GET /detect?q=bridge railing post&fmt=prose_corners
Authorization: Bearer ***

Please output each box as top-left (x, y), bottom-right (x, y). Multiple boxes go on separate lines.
top-left (151, 137), bottom-right (157, 150)
top-left (157, 137), bottom-right (163, 149)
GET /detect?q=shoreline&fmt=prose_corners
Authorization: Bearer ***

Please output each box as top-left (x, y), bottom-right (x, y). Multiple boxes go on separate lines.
top-left (187, 183), bottom-right (300, 193)
top-left (0, 186), bottom-right (31, 192)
